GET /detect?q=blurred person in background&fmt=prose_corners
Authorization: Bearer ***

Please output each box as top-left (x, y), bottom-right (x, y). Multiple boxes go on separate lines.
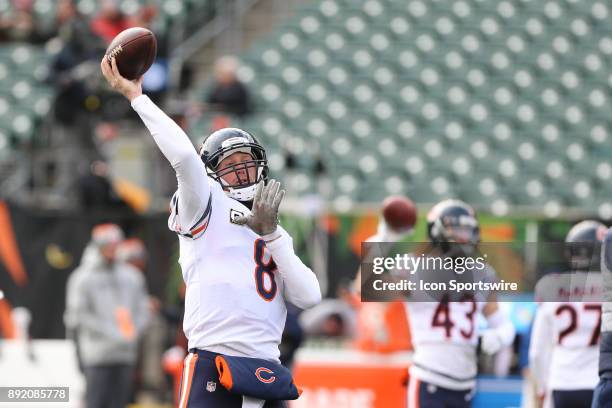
top-left (0, 0), bottom-right (49, 43)
top-left (4, 0), bottom-right (34, 42)
top-left (352, 201), bottom-right (415, 353)
top-left (116, 238), bottom-right (165, 404)
top-left (51, 0), bottom-right (104, 127)
top-left (90, 0), bottom-right (131, 45)
top-left (204, 56), bottom-right (252, 117)
top-left (76, 160), bottom-right (131, 211)
top-left (299, 278), bottom-right (357, 340)
top-left (117, 237), bottom-right (147, 273)
top-left (64, 223), bottom-right (150, 408)
top-left (530, 220), bottom-right (605, 408)
top-left (127, 4), bottom-right (158, 29)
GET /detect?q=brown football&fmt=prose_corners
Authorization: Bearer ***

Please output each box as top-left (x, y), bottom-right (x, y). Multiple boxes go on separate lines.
top-left (382, 195), bottom-right (417, 231)
top-left (105, 27), bottom-right (157, 80)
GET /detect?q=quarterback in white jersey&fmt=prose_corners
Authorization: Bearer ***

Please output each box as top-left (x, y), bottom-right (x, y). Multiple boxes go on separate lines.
top-left (530, 220), bottom-right (606, 408)
top-left (406, 200), bottom-right (515, 408)
top-left (101, 56), bottom-right (321, 408)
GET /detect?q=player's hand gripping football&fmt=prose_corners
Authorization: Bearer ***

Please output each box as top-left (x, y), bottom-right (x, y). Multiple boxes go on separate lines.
top-left (234, 180), bottom-right (285, 235)
top-left (100, 55), bottom-right (143, 102)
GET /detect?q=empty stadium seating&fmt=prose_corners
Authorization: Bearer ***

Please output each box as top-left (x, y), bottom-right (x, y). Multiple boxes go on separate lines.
top-left (0, 0), bottom-right (217, 160)
top-left (192, 0), bottom-right (612, 215)
top-left (0, 43), bottom-right (53, 152)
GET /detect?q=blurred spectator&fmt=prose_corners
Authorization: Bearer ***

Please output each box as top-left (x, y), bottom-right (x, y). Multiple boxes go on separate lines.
top-left (205, 56), bottom-right (252, 117)
top-left (117, 238), bottom-right (147, 273)
top-left (0, 0), bottom-right (49, 43)
top-left (353, 301), bottom-right (413, 353)
top-left (299, 299), bottom-right (357, 338)
top-left (116, 238), bottom-right (163, 404)
top-left (51, 0), bottom-right (104, 126)
top-left (210, 114), bottom-right (231, 132)
top-left (117, 238), bottom-right (161, 314)
top-left (90, 0), bottom-right (131, 45)
top-left (64, 224), bottom-right (150, 408)
top-left (127, 4), bottom-right (157, 29)
top-left (9, 0), bottom-right (34, 41)
top-left (76, 160), bottom-right (131, 211)
top-left (116, 237), bottom-right (156, 310)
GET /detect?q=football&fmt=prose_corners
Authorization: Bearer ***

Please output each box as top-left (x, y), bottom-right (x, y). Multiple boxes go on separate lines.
top-left (382, 195), bottom-right (417, 231)
top-left (105, 27), bottom-right (157, 80)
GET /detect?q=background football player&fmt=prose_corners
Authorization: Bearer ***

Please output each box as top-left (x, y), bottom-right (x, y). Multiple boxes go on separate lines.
top-left (101, 56), bottom-right (321, 408)
top-left (529, 220), bottom-right (605, 408)
top-left (353, 196), bottom-right (416, 353)
top-left (405, 199), bottom-right (515, 408)
top-left (593, 227), bottom-right (612, 408)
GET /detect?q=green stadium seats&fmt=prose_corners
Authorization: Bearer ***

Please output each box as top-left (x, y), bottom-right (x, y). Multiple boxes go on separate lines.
top-left (190, 0), bottom-right (612, 211)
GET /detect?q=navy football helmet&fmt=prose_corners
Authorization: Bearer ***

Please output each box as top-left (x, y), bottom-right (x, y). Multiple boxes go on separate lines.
top-left (565, 220), bottom-right (607, 271)
top-left (199, 128), bottom-right (268, 202)
top-left (427, 199), bottom-right (480, 256)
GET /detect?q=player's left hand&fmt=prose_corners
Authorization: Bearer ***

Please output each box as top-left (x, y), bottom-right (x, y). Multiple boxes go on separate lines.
top-left (481, 330), bottom-right (503, 355)
top-left (100, 55), bottom-right (143, 102)
top-left (234, 179), bottom-right (285, 235)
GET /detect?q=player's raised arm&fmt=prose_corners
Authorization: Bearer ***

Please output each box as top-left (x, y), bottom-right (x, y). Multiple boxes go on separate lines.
top-left (100, 56), bottom-right (210, 229)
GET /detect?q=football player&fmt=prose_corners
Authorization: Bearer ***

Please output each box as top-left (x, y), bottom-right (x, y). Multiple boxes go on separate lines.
top-left (101, 57), bottom-right (321, 408)
top-left (529, 220), bottom-right (605, 408)
top-left (405, 199), bottom-right (515, 408)
top-left (353, 201), bottom-right (415, 353)
top-left (592, 227), bottom-right (612, 408)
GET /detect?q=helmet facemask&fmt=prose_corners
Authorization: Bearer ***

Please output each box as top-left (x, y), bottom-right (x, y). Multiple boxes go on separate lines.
top-left (566, 243), bottom-right (601, 271)
top-left (431, 215), bottom-right (480, 257)
top-left (564, 220), bottom-right (607, 272)
top-left (203, 142), bottom-right (268, 202)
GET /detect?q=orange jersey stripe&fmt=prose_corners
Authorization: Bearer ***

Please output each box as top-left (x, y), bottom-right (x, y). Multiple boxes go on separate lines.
top-left (191, 221), bottom-right (209, 236)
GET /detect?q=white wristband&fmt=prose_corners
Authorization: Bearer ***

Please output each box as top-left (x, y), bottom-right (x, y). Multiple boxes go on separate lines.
top-left (262, 228), bottom-right (282, 243)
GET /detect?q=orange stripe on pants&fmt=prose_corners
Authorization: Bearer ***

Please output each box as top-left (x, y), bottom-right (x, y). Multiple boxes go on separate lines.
top-left (178, 353), bottom-right (198, 408)
top-left (0, 201), bottom-right (27, 286)
top-left (408, 377), bottom-right (420, 408)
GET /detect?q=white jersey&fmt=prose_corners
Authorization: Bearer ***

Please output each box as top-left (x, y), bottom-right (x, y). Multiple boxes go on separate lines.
top-left (406, 300), bottom-right (486, 390)
top-left (530, 272), bottom-right (602, 391)
top-left (174, 180), bottom-right (292, 361)
top-left (131, 95), bottom-right (321, 362)
top-left (406, 260), bottom-right (496, 390)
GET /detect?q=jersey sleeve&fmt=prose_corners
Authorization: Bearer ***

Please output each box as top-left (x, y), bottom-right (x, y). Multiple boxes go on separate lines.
top-left (168, 189), bottom-right (213, 239)
top-left (131, 95), bottom-right (211, 235)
